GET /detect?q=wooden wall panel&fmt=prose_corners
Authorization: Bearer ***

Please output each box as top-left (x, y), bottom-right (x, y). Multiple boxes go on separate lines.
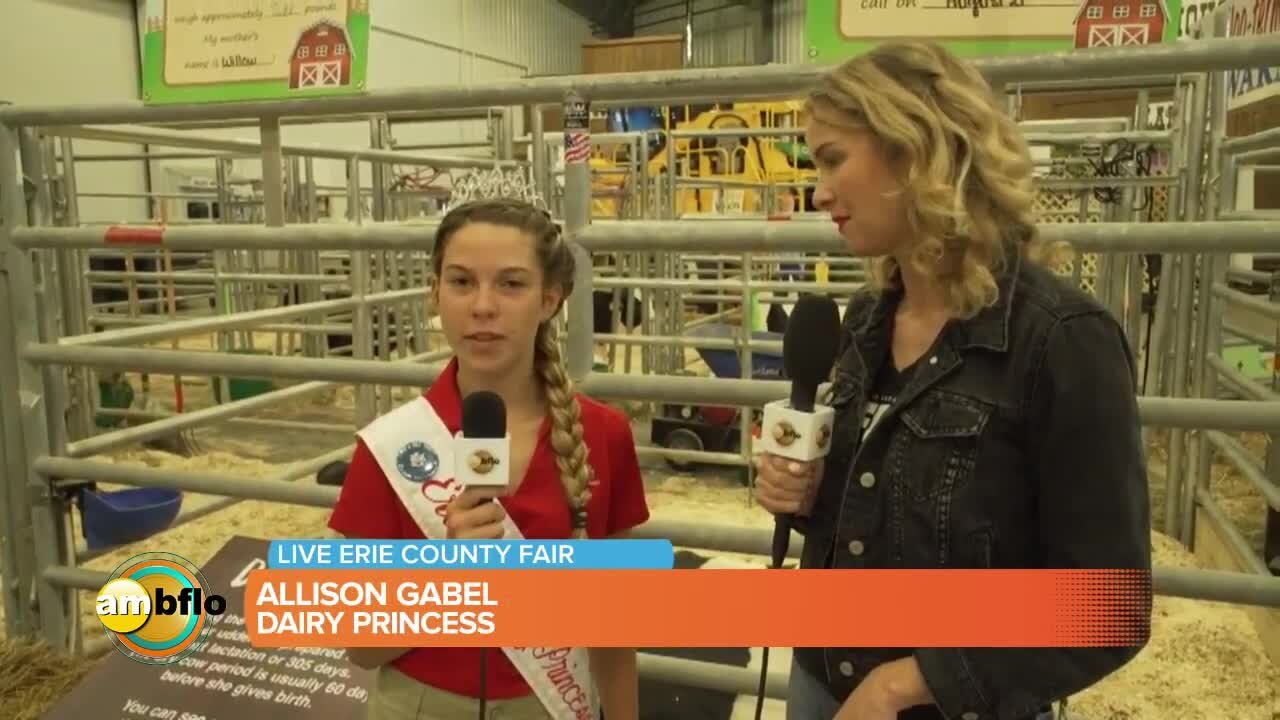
top-left (537, 35), bottom-right (684, 132)
top-left (581, 34), bottom-right (684, 75)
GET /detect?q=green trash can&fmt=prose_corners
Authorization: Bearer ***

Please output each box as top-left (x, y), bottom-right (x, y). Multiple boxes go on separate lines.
top-left (212, 348), bottom-right (275, 404)
top-left (96, 376), bottom-right (134, 428)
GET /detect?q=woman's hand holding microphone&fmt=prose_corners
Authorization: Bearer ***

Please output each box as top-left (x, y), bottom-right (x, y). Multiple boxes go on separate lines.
top-left (753, 453), bottom-right (822, 516)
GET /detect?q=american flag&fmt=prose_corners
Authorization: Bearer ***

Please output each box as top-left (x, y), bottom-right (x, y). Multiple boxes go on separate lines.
top-left (564, 131), bottom-right (591, 164)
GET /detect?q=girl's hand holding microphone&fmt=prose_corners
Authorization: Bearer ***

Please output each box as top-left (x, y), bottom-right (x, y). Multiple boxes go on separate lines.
top-left (753, 453), bottom-right (822, 516)
top-left (443, 488), bottom-right (507, 539)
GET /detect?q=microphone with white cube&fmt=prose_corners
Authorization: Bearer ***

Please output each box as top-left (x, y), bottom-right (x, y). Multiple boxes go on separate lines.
top-left (751, 293), bottom-right (844, 720)
top-left (759, 293), bottom-right (843, 570)
top-left (454, 390), bottom-right (510, 720)
top-left (455, 391), bottom-right (510, 492)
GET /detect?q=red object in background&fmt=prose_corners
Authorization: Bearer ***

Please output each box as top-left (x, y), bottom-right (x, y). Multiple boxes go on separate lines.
top-left (104, 226), bottom-right (164, 246)
top-left (701, 406), bottom-right (737, 426)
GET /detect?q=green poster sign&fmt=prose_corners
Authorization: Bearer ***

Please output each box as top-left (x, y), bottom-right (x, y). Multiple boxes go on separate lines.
top-left (804, 0), bottom-right (1185, 65)
top-left (140, 0), bottom-right (370, 105)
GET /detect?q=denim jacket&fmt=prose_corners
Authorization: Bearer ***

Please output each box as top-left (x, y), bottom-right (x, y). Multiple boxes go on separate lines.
top-left (792, 250), bottom-right (1153, 720)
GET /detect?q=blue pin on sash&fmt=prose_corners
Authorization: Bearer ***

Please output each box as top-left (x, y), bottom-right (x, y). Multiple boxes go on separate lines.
top-left (396, 441), bottom-right (439, 482)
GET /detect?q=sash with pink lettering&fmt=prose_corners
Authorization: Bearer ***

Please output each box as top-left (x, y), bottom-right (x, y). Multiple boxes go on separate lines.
top-left (357, 397), bottom-right (598, 720)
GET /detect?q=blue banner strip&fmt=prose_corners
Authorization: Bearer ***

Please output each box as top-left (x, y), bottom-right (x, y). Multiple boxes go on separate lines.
top-left (268, 539), bottom-right (674, 570)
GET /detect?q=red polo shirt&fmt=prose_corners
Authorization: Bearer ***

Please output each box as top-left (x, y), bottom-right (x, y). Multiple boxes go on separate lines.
top-left (326, 358), bottom-right (650, 699)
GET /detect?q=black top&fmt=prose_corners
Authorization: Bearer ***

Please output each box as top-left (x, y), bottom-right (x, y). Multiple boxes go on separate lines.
top-left (792, 252), bottom-right (1152, 720)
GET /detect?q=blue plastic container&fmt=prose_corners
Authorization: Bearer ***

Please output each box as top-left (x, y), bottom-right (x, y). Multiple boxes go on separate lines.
top-left (80, 487), bottom-right (183, 550)
top-left (686, 323), bottom-right (785, 380)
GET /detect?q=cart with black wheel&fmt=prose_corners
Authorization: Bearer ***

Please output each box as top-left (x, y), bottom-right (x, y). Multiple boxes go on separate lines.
top-left (649, 322), bottom-right (785, 476)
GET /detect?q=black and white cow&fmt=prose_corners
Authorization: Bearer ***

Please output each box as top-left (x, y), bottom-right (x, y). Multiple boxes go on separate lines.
top-left (637, 550), bottom-right (794, 720)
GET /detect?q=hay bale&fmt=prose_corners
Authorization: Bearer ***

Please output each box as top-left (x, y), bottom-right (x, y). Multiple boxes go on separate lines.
top-left (0, 638), bottom-right (102, 720)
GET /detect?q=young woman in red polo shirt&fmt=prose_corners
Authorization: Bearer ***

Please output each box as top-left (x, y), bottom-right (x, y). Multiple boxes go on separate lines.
top-left (327, 198), bottom-right (649, 720)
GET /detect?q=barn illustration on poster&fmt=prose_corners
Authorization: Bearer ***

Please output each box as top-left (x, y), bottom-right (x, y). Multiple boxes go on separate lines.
top-left (289, 20), bottom-right (355, 90)
top-left (1072, 0), bottom-right (1172, 47)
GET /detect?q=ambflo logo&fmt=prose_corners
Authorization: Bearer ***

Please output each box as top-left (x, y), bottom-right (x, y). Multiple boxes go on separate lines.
top-left (95, 551), bottom-right (226, 665)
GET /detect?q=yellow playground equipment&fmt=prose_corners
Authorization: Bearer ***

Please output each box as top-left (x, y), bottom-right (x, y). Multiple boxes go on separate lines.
top-left (588, 101), bottom-right (818, 219)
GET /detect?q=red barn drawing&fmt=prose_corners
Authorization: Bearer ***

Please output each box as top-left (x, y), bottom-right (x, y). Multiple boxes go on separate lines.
top-left (1073, 0), bottom-right (1169, 47)
top-left (289, 21), bottom-right (353, 90)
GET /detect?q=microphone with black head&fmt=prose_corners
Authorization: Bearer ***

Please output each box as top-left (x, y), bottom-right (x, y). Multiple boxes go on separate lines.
top-left (456, 391), bottom-right (511, 493)
top-left (455, 391), bottom-right (510, 720)
top-left (760, 293), bottom-right (843, 570)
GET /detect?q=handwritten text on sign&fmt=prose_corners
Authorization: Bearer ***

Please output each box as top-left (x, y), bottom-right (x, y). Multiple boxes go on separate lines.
top-left (838, 0), bottom-right (1080, 40)
top-left (163, 0), bottom-right (350, 86)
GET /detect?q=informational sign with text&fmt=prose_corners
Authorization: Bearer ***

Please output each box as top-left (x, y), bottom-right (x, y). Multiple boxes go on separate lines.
top-left (44, 536), bottom-right (372, 720)
top-left (139, 0), bottom-right (370, 104)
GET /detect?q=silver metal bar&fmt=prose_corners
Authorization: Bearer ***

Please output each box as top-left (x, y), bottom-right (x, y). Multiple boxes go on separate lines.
top-left (1204, 431), bottom-right (1280, 511)
top-left (1221, 125), bottom-right (1280, 156)
top-left (88, 317), bottom-right (357, 336)
top-left (84, 271), bottom-right (345, 284)
top-left (563, 92), bottom-right (595, 382)
top-left (42, 124), bottom-right (522, 170)
top-left (4, 36), bottom-right (1277, 126)
top-left (38, 456), bottom-right (340, 507)
top-left (578, 220), bottom-right (1280, 254)
top-left (671, 127), bottom-right (804, 139)
top-left (1212, 282), bottom-right (1280, 320)
top-left (21, 220), bottom-right (1280, 256)
top-left (0, 123), bottom-right (73, 648)
top-left (1197, 486), bottom-right (1272, 576)
top-left (595, 277), bottom-right (861, 293)
top-left (595, 332), bottom-right (783, 353)
top-left (95, 407), bottom-right (352, 435)
top-left (26, 342), bottom-right (439, 387)
top-left (1036, 176), bottom-right (1180, 190)
top-left (14, 221), bottom-right (442, 251)
top-left (61, 288), bottom-right (422, 347)
top-left (1207, 354), bottom-right (1280, 403)
top-left (1022, 130), bottom-right (1172, 145)
top-left (64, 380), bottom-right (335, 458)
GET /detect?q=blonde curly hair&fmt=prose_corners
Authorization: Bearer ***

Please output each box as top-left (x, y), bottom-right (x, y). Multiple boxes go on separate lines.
top-left (431, 199), bottom-right (594, 538)
top-left (805, 41), bottom-right (1069, 319)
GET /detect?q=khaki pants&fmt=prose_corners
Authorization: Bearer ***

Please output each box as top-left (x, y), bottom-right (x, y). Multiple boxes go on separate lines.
top-left (367, 665), bottom-right (552, 720)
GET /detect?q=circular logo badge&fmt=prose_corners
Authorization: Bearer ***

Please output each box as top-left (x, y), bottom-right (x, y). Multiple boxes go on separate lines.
top-left (397, 441), bottom-right (439, 482)
top-left (94, 552), bottom-right (226, 665)
top-left (467, 449), bottom-right (500, 475)
top-left (773, 420), bottom-right (800, 447)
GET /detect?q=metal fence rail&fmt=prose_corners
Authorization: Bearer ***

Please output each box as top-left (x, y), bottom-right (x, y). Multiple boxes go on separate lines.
top-left (3, 9), bottom-right (1280, 707)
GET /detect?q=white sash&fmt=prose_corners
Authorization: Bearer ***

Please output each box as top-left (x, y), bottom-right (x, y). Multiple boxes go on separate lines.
top-left (357, 396), bottom-right (598, 720)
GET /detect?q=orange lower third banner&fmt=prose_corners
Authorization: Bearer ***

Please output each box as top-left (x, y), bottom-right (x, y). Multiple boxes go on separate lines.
top-left (239, 569), bottom-right (1150, 649)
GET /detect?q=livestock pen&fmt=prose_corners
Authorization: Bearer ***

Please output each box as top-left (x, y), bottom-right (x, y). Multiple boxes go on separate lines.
top-left (2, 7), bottom-right (1280, 719)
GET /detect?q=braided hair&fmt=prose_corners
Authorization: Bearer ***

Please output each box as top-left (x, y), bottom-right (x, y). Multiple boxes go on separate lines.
top-left (431, 199), bottom-right (595, 538)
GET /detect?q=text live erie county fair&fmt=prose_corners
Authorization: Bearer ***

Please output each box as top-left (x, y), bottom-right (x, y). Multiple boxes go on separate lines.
top-left (272, 540), bottom-right (575, 568)
top-left (247, 539), bottom-right (676, 644)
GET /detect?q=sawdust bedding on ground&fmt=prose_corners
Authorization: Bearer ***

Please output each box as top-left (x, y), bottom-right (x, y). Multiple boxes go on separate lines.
top-left (8, 335), bottom-right (1278, 718)
top-left (1, 437), bottom-right (1267, 720)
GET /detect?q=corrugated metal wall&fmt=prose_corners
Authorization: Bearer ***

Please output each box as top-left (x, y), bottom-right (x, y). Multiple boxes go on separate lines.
top-left (632, 0), bottom-right (809, 67)
top-left (772, 0), bottom-right (809, 65)
top-left (372, 0), bottom-right (593, 82)
top-left (2, 0), bottom-right (150, 223)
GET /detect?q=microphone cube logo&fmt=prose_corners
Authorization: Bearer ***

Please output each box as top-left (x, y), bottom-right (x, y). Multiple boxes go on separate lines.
top-left (95, 552), bottom-right (226, 665)
top-left (772, 420), bottom-right (801, 447)
top-left (816, 423), bottom-right (832, 449)
top-left (468, 449), bottom-right (500, 475)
